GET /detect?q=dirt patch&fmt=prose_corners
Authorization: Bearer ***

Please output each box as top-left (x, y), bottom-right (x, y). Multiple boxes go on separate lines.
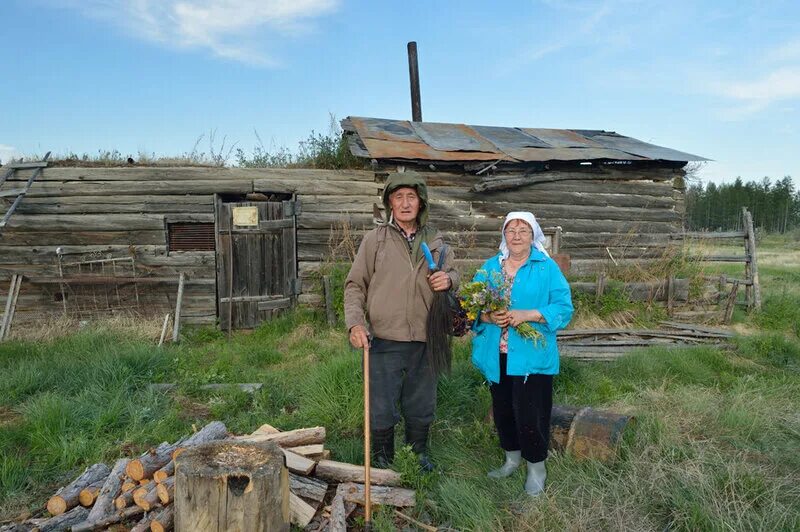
top-left (175, 395), bottom-right (212, 420)
top-left (0, 405), bottom-right (21, 426)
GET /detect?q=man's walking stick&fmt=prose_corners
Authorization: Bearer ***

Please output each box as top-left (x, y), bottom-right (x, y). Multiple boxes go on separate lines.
top-left (363, 342), bottom-right (372, 529)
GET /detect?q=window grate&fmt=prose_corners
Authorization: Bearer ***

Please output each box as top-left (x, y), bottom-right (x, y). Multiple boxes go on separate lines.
top-left (168, 223), bottom-right (215, 252)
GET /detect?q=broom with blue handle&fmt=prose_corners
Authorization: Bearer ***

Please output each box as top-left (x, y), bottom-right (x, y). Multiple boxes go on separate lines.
top-left (421, 242), bottom-right (453, 375)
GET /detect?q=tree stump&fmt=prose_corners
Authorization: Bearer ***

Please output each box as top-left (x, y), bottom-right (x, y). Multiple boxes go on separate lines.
top-left (174, 441), bottom-right (289, 532)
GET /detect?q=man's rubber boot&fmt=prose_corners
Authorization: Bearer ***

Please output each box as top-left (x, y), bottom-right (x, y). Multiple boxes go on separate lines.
top-left (525, 460), bottom-right (547, 496)
top-left (405, 423), bottom-right (435, 472)
top-left (487, 450), bottom-right (522, 479)
top-left (372, 426), bottom-right (395, 469)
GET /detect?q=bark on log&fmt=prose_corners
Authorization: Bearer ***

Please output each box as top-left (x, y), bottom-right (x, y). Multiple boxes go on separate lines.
top-left (235, 426), bottom-right (325, 447)
top-left (149, 505), bottom-right (174, 532)
top-left (36, 506), bottom-right (90, 532)
top-left (156, 477), bottom-right (175, 504)
top-left (134, 482), bottom-right (161, 511)
top-left (314, 460), bottom-right (402, 487)
top-left (288, 473), bottom-right (327, 502)
top-left (337, 482), bottom-right (416, 507)
top-left (77, 480), bottom-right (105, 507)
top-left (72, 505), bottom-right (147, 532)
top-left (289, 493), bottom-right (317, 529)
top-left (46, 463), bottom-right (111, 515)
top-left (170, 420), bottom-right (229, 460)
top-left (153, 461), bottom-right (174, 483)
top-left (114, 488), bottom-right (136, 510)
top-left (174, 441), bottom-right (289, 531)
top-left (129, 516), bottom-right (152, 532)
top-left (86, 458), bottom-right (129, 522)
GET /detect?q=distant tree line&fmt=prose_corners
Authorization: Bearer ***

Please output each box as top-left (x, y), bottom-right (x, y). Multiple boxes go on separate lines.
top-left (685, 176), bottom-right (799, 233)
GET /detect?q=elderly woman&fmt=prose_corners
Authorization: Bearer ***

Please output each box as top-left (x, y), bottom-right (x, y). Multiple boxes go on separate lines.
top-left (471, 212), bottom-right (573, 496)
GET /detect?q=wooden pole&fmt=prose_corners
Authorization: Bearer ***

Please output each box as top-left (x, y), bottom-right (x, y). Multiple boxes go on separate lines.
top-left (0, 274), bottom-right (21, 341)
top-left (407, 41), bottom-right (422, 122)
top-left (172, 272), bottom-right (185, 343)
top-left (743, 207), bottom-right (762, 311)
top-left (363, 342), bottom-right (372, 528)
top-left (158, 313), bottom-right (170, 347)
top-left (228, 221), bottom-right (234, 337)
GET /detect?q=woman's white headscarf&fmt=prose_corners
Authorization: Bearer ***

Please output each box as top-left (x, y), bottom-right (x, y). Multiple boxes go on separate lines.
top-left (499, 211), bottom-right (549, 259)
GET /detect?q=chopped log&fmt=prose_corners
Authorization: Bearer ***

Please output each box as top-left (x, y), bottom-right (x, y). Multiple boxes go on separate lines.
top-left (72, 504), bottom-right (147, 532)
top-left (114, 488), bottom-right (136, 510)
top-left (289, 492), bottom-right (317, 528)
top-left (78, 480), bottom-right (105, 507)
top-left (46, 463), bottom-right (111, 516)
top-left (170, 420), bottom-right (229, 460)
top-left (36, 506), bottom-right (90, 532)
top-left (153, 461), bottom-right (174, 483)
top-left (286, 443), bottom-right (324, 459)
top-left (174, 441), bottom-right (289, 531)
top-left (87, 458), bottom-right (129, 522)
top-left (149, 505), bottom-right (174, 532)
top-left (236, 426), bottom-right (325, 447)
top-left (121, 480), bottom-right (137, 492)
top-left (155, 477), bottom-right (175, 504)
top-left (138, 479), bottom-right (151, 485)
top-left (134, 482), bottom-right (160, 511)
top-left (328, 490), bottom-right (347, 532)
top-left (283, 449), bottom-right (316, 475)
top-left (129, 516), bottom-right (151, 532)
top-left (315, 460), bottom-right (402, 487)
top-left (288, 473), bottom-right (328, 502)
top-left (337, 482), bottom-right (416, 507)
top-left (126, 442), bottom-right (176, 481)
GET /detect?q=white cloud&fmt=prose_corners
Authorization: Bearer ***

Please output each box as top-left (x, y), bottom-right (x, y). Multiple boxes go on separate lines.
top-left (54, 0), bottom-right (339, 66)
top-left (519, 1), bottom-right (613, 63)
top-left (0, 144), bottom-right (22, 164)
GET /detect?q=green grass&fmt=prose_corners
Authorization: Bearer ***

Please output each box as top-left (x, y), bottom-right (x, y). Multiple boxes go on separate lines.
top-left (1, 285), bottom-right (799, 529)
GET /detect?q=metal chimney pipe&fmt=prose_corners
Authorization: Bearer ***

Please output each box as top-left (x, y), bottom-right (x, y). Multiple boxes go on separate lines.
top-left (407, 41), bottom-right (422, 122)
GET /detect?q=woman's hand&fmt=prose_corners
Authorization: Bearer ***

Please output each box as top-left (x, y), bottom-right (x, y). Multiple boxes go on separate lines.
top-left (506, 309), bottom-right (544, 327)
top-left (428, 271), bottom-right (451, 292)
top-left (485, 310), bottom-right (511, 327)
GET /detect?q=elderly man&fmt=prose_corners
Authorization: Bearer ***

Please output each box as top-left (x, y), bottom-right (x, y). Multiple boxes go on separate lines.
top-left (344, 171), bottom-right (458, 471)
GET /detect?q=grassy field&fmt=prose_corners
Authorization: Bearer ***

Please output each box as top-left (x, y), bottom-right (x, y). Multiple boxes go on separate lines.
top-left (1, 236), bottom-right (799, 531)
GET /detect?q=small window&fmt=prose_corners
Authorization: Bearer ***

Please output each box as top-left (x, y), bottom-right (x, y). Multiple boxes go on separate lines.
top-left (167, 223), bottom-right (215, 252)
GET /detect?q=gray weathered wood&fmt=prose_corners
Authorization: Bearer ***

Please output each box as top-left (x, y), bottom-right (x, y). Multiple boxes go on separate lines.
top-left (723, 280), bottom-right (740, 325)
top-left (172, 272), bottom-right (185, 343)
top-left (86, 458), bottom-right (129, 523)
top-left (47, 463), bottom-right (111, 516)
top-left (0, 274), bottom-right (21, 341)
top-left (289, 474), bottom-right (327, 502)
top-left (743, 207), bottom-right (761, 310)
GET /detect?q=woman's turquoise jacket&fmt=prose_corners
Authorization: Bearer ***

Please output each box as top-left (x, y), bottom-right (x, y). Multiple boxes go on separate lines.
top-left (470, 250), bottom-right (574, 383)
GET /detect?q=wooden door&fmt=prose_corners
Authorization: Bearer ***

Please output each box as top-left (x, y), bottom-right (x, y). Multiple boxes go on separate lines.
top-left (215, 198), bottom-right (298, 330)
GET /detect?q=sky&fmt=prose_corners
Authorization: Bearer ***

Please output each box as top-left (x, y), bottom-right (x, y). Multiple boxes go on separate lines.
top-left (2, 0), bottom-right (799, 186)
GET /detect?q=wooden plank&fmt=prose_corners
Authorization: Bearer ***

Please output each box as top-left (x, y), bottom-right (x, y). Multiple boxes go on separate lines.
top-left (0, 230), bottom-right (167, 246)
top-left (743, 208), bottom-right (762, 310)
top-left (20, 180), bottom-right (253, 198)
top-left (675, 231), bottom-right (746, 239)
top-left (6, 161), bottom-right (49, 169)
top-left (257, 298), bottom-right (292, 311)
top-left (254, 178), bottom-right (378, 196)
top-left (172, 272), bottom-right (185, 343)
top-left (0, 274), bottom-right (22, 341)
top-left (723, 280), bottom-right (740, 325)
top-left (9, 166), bottom-right (374, 182)
top-left (469, 201), bottom-right (681, 223)
top-left (472, 168), bottom-right (676, 192)
top-left (698, 255), bottom-right (749, 263)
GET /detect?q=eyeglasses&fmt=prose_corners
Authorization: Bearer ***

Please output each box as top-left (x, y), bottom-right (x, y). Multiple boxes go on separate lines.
top-left (504, 229), bottom-right (532, 238)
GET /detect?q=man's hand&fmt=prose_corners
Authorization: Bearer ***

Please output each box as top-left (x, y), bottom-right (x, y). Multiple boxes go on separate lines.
top-left (428, 271), bottom-right (451, 292)
top-left (349, 325), bottom-right (369, 349)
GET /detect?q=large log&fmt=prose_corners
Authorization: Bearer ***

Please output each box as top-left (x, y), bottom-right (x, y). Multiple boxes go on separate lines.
top-left (129, 516), bottom-right (152, 532)
top-left (174, 441), bottom-right (289, 531)
top-left (21, 180), bottom-right (253, 198)
top-left (86, 458), bottom-right (129, 523)
top-left (236, 426), bottom-right (325, 448)
top-left (314, 460), bottom-right (402, 487)
top-left (114, 485), bottom-right (137, 510)
top-left (7, 167), bottom-right (374, 183)
top-left (46, 463), bottom-right (111, 516)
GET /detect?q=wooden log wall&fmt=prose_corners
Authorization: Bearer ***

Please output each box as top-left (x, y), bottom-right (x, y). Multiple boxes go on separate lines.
top-left (0, 165), bottom-right (684, 320)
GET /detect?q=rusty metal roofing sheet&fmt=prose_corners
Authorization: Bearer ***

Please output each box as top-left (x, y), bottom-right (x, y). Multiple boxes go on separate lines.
top-left (410, 122), bottom-right (498, 153)
top-left (344, 117), bottom-right (708, 163)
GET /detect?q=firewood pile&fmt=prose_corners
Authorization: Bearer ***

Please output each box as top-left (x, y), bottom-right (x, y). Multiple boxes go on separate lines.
top-left (0, 421), bottom-right (423, 532)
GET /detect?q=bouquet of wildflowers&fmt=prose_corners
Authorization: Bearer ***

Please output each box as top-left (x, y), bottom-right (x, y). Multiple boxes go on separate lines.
top-left (459, 270), bottom-right (544, 346)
